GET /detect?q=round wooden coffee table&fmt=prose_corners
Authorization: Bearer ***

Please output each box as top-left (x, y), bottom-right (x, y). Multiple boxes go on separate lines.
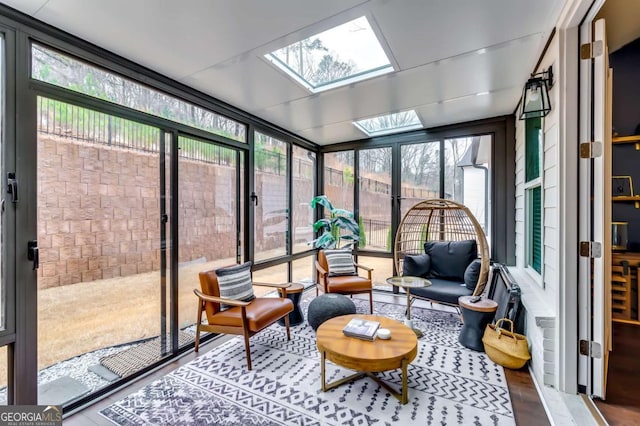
top-left (316, 314), bottom-right (418, 404)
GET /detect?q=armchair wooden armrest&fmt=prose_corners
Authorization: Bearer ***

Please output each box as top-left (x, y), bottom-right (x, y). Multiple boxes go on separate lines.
top-left (252, 282), bottom-right (291, 289)
top-left (354, 263), bottom-right (373, 279)
top-left (315, 260), bottom-right (327, 277)
top-left (252, 281), bottom-right (291, 297)
top-left (193, 289), bottom-right (251, 307)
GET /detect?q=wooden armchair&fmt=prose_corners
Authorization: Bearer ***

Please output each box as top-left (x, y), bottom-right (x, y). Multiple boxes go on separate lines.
top-left (315, 249), bottom-right (374, 313)
top-left (194, 264), bottom-right (293, 370)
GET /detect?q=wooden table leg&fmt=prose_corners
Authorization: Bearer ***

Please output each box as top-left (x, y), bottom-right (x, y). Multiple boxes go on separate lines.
top-left (401, 358), bottom-right (408, 404)
top-left (321, 350), bottom-right (326, 392)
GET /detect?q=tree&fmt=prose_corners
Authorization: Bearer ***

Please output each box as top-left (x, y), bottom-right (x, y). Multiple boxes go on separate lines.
top-left (273, 38), bottom-right (355, 87)
top-left (311, 54), bottom-right (355, 86)
top-left (32, 44), bottom-right (247, 142)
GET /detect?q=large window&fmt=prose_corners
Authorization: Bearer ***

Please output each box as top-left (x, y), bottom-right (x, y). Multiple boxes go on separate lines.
top-left (323, 151), bottom-right (354, 213)
top-left (359, 148), bottom-right (392, 252)
top-left (254, 132), bottom-right (288, 261)
top-left (31, 44), bottom-right (246, 142)
top-left (325, 134), bottom-right (495, 270)
top-left (292, 146), bottom-right (315, 253)
top-left (445, 136), bottom-right (491, 241)
top-left (400, 142), bottom-right (440, 218)
top-left (525, 117), bottom-right (543, 275)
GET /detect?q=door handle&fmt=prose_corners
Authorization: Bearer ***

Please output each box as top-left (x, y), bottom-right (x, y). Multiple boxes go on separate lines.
top-left (7, 172), bottom-right (17, 203)
top-left (27, 240), bottom-right (39, 270)
top-left (250, 191), bottom-right (258, 206)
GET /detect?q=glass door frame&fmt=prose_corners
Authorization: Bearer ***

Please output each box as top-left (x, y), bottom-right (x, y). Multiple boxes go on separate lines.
top-left (0, 25), bottom-right (17, 404)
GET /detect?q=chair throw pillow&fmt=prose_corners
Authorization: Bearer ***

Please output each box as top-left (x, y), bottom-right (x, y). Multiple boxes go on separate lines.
top-left (424, 240), bottom-right (477, 281)
top-left (325, 249), bottom-right (357, 277)
top-left (464, 259), bottom-right (482, 291)
top-left (402, 253), bottom-right (431, 278)
top-left (215, 261), bottom-right (255, 310)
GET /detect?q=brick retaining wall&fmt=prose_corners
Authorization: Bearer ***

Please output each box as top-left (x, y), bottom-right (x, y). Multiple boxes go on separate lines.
top-left (36, 134), bottom-right (406, 289)
top-left (38, 135), bottom-right (313, 289)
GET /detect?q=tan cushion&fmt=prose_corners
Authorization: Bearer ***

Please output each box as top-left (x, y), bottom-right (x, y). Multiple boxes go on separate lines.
top-left (326, 275), bottom-right (372, 293)
top-left (208, 298), bottom-right (293, 332)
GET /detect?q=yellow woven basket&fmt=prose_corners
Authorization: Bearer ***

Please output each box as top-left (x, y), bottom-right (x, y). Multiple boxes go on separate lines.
top-left (482, 318), bottom-right (531, 369)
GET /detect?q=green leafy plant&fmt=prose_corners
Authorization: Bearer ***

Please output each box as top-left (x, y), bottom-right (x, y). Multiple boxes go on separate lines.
top-left (310, 195), bottom-right (360, 249)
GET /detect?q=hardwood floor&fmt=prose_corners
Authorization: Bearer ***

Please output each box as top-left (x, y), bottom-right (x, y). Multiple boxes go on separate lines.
top-left (505, 368), bottom-right (550, 426)
top-left (593, 322), bottom-right (640, 425)
top-left (64, 292), bottom-right (549, 425)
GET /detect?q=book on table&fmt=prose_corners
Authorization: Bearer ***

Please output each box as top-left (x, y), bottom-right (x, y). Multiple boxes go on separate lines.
top-left (342, 318), bottom-right (381, 341)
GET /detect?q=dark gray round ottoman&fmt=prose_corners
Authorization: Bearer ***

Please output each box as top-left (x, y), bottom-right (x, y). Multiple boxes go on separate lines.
top-left (307, 294), bottom-right (356, 331)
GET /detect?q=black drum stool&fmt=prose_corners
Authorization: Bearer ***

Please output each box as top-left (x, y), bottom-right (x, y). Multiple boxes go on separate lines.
top-left (458, 296), bottom-right (498, 352)
top-left (277, 282), bottom-right (305, 327)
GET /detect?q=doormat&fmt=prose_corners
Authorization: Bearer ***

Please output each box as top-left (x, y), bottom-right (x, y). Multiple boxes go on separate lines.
top-left (100, 331), bottom-right (193, 378)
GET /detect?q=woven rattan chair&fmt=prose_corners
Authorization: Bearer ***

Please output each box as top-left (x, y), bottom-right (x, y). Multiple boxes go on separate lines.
top-left (393, 199), bottom-right (490, 308)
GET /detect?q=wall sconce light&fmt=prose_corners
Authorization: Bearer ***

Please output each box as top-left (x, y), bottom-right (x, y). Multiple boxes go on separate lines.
top-left (519, 66), bottom-right (553, 120)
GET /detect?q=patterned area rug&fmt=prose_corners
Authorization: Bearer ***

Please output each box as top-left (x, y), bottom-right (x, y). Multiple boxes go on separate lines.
top-left (100, 296), bottom-right (515, 425)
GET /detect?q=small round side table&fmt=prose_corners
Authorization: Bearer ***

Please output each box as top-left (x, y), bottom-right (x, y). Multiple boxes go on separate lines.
top-left (458, 296), bottom-right (498, 352)
top-left (277, 282), bottom-right (305, 326)
top-left (386, 276), bottom-right (431, 337)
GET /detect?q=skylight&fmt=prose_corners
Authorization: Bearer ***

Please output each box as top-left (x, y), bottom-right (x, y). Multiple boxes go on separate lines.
top-left (265, 16), bottom-right (393, 92)
top-left (354, 110), bottom-right (423, 136)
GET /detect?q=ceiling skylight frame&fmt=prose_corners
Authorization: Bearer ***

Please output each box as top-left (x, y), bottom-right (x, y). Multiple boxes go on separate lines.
top-left (264, 16), bottom-right (395, 93)
top-left (353, 110), bottom-right (424, 137)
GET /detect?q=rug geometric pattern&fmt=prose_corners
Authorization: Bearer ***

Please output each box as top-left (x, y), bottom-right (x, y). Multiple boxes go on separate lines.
top-left (101, 296), bottom-right (515, 425)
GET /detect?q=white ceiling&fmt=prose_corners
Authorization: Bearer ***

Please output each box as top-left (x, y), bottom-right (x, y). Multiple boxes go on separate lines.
top-left (1, 0), bottom-right (566, 145)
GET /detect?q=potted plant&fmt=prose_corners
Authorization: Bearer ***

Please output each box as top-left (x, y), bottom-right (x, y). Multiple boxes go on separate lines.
top-left (309, 195), bottom-right (360, 249)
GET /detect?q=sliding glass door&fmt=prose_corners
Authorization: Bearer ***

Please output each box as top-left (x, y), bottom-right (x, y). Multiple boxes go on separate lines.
top-left (35, 98), bottom-right (168, 405)
top-left (0, 30), bottom-right (13, 405)
top-left (254, 132), bottom-right (288, 261)
top-left (177, 135), bottom-right (243, 336)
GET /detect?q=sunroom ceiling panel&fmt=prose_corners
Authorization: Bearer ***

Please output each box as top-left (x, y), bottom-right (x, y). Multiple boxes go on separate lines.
top-left (1, 0), bottom-right (46, 15)
top-left (181, 56), bottom-right (310, 113)
top-left (296, 88), bottom-right (518, 145)
top-left (297, 122), bottom-right (365, 145)
top-left (258, 34), bottom-right (540, 132)
top-left (25, 0), bottom-right (367, 80)
top-left (373, 0), bottom-right (563, 69)
top-left (413, 88), bottom-right (517, 128)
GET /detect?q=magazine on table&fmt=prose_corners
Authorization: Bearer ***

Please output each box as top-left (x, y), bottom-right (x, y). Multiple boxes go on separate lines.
top-left (342, 318), bottom-right (381, 341)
